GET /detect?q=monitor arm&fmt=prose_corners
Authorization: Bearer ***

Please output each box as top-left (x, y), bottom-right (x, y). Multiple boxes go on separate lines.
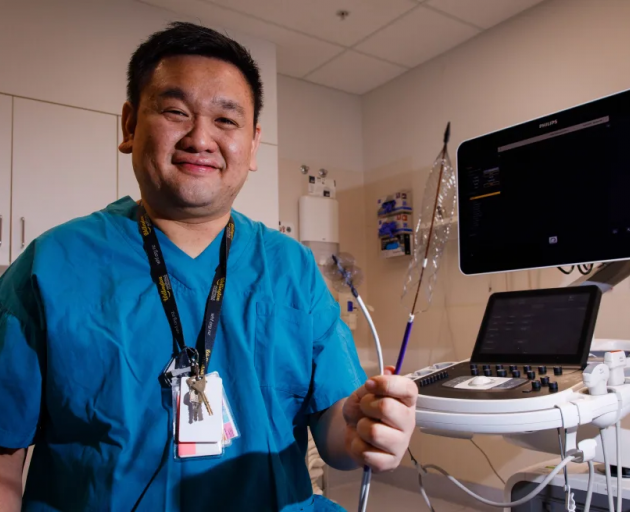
top-left (570, 260), bottom-right (630, 293)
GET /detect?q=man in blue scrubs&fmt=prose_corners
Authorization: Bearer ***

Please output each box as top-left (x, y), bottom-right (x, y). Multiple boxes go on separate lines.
top-left (0, 22), bottom-right (417, 511)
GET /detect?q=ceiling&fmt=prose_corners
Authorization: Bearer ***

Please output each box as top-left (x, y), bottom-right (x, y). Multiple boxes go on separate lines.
top-left (139, 0), bottom-right (545, 95)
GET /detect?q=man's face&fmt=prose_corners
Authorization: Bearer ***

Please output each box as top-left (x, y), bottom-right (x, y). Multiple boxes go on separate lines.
top-left (119, 55), bottom-right (261, 219)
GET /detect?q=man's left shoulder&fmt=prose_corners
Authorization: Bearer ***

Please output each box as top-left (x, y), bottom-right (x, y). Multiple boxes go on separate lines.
top-left (234, 211), bottom-right (314, 265)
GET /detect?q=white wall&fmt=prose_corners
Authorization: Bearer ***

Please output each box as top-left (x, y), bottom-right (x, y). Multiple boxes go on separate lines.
top-left (276, 76), bottom-right (370, 349)
top-left (278, 76), bottom-right (363, 173)
top-left (361, 0), bottom-right (630, 489)
top-left (0, 0), bottom-right (279, 227)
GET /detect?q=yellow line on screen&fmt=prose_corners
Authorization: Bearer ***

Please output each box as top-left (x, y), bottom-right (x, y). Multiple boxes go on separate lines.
top-left (470, 191), bottom-right (501, 201)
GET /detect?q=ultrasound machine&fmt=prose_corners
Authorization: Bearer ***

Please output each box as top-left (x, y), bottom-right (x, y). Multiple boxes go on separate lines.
top-left (409, 89), bottom-right (630, 511)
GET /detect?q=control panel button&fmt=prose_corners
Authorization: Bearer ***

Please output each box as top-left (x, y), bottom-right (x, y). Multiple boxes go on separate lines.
top-left (527, 371), bottom-right (536, 380)
top-left (483, 369), bottom-right (492, 377)
top-left (497, 369), bottom-right (507, 378)
top-left (538, 366), bottom-right (548, 375)
top-left (509, 365), bottom-right (518, 373)
top-left (532, 380), bottom-right (542, 391)
top-left (483, 365), bottom-right (491, 371)
top-left (549, 382), bottom-right (559, 393)
top-left (471, 368), bottom-right (479, 376)
top-left (540, 376), bottom-right (550, 387)
top-left (512, 370), bottom-right (521, 378)
top-left (554, 366), bottom-right (563, 376)
top-left (496, 364), bottom-right (504, 371)
top-left (470, 363), bottom-right (478, 370)
top-left (524, 365), bottom-right (532, 373)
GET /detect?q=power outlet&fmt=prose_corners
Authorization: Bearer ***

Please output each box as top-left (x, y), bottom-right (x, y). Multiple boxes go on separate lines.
top-left (278, 221), bottom-right (297, 240)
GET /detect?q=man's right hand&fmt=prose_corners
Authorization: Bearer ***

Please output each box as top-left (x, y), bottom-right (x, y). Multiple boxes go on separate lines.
top-left (0, 447), bottom-right (25, 512)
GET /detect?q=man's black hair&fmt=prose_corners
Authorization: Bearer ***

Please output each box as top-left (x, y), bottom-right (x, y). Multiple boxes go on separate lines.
top-left (127, 21), bottom-right (263, 126)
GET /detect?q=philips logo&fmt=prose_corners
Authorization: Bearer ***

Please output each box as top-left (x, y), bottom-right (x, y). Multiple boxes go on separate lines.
top-left (539, 120), bottom-right (558, 129)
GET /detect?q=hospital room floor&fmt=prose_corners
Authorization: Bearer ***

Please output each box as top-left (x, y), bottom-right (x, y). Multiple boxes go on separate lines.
top-left (327, 480), bottom-right (484, 511)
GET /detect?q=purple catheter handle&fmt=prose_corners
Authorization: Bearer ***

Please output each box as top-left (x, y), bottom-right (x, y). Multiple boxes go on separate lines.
top-left (394, 317), bottom-right (415, 375)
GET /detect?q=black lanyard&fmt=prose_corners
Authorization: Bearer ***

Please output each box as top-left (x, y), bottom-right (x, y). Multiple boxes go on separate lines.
top-left (137, 204), bottom-right (234, 376)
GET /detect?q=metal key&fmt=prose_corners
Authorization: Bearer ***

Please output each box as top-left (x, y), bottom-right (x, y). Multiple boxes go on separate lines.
top-left (186, 376), bottom-right (202, 421)
top-left (190, 377), bottom-right (213, 416)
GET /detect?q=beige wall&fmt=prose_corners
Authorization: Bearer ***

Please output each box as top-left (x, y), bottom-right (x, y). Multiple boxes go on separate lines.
top-left (277, 76), bottom-right (371, 350)
top-left (361, 0), bottom-right (630, 487)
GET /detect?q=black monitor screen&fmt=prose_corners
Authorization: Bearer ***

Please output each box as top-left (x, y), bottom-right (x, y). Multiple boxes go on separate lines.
top-left (457, 89), bottom-right (630, 275)
top-left (471, 286), bottom-right (601, 366)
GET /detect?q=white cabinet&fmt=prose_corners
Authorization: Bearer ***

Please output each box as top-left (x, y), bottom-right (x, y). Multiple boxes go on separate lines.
top-left (0, 95), bottom-right (11, 266)
top-left (10, 99), bottom-right (117, 259)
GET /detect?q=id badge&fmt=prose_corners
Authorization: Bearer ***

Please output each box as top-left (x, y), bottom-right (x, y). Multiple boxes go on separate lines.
top-left (171, 372), bottom-right (240, 459)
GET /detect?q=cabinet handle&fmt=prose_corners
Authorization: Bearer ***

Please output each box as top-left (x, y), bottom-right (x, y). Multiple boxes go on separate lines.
top-left (21, 217), bottom-right (25, 248)
top-left (0, 214), bottom-right (2, 248)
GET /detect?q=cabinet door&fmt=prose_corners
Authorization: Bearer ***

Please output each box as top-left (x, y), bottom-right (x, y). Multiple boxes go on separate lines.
top-left (232, 142), bottom-right (279, 230)
top-left (11, 99), bottom-right (117, 260)
top-left (117, 116), bottom-right (140, 200)
top-left (0, 95), bottom-right (11, 266)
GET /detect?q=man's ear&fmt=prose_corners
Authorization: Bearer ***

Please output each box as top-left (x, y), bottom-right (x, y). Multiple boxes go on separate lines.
top-left (248, 125), bottom-right (262, 172)
top-left (118, 101), bottom-right (136, 155)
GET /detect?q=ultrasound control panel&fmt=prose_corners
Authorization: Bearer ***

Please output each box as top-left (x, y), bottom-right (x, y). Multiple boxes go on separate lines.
top-left (413, 361), bottom-right (584, 400)
top-left (414, 286), bottom-right (601, 400)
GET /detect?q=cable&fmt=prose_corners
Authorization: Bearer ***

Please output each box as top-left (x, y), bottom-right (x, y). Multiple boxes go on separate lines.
top-left (355, 293), bottom-right (383, 512)
top-left (469, 439), bottom-right (505, 485)
top-left (409, 449), bottom-right (436, 512)
top-left (557, 429), bottom-right (570, 506)
top-left (578, 264), bottom-right (594, 275)
top-left (584, 461), bottom-right (595, 512)
top-left (601, 429), bottom-right (616, 512)
top-left (616, 421), bottom-right (622, 512)
top-left (558, 266), bottom-right (575, 275)
top-left (356, 294), bottom-right (384, 376)
top-left (421, 456), bottom-right (574, 508)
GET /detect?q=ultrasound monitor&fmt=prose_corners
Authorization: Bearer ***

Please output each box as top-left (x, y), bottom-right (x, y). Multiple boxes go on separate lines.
top-left (471, 286), bottom-right (601, 367)
top-left (457, 89), bottom-right (630, 275)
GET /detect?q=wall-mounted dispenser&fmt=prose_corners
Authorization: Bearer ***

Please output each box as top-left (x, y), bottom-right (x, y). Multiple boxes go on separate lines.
top-left (299, 195), bottom-right (339, 266)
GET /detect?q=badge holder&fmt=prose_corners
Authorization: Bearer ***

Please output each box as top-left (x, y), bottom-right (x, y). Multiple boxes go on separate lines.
top-left (164, 349), bottom-right (240, 460)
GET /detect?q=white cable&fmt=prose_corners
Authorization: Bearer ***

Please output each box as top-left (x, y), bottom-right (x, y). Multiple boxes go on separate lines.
top-left (584, 461), bottom-right (595, 512)
top-left (601, 429), bottom-right (616, 512)
top-left (355, 292), bottom-right (384, 512)
top-left (411, 459), bottom-right (436, 512)
top-left (356, 294), bottom-right (384, 375)
top-left (616, 421), bottom-right (622, 512)
top-left (422, 456), bottom-right (574, 508)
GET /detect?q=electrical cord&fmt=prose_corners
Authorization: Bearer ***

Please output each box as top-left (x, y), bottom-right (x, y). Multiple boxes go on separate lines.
top-left (557, 429), bottom-right (572, 508)
top-left (584, 461), bottom-right (595, 512)
top-left (558, 266), bottom-right (575, 275)
top-left (601, 428), bottom-right (616, 512)
top-left (421, 456), bottom-right (575, 508)
top-left (578, 264), bottom-right (594, 275)
top-left (616, 421), bottom-right (622, 512)
top-left (408, 448), bottom-right (436, 512)
top-left (469, 439), bottom-right (505, 485)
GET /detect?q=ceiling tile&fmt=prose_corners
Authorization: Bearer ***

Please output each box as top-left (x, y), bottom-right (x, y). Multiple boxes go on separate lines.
top-left (268, 33), bottom-right (344, 78)
top-left (205, 0), bottom-right (418, 47)
top-left (305, 51), bottom-right (407, 95)
top-left (356, 6), bottom-right (480, 68)
top-left (427, 0), bottom-right (546, 29)
top-left (139, 0), bottom-right (343, 77)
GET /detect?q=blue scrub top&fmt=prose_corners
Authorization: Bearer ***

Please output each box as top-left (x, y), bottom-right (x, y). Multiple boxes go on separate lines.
top-left (0, 198), bottom-right (366, 511)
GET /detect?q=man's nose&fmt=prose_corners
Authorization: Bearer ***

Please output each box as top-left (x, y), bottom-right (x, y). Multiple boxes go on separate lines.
top-left (179, 116), bottom-right (220, 153)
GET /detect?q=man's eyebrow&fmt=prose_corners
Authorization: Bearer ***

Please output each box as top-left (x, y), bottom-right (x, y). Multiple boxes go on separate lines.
top-left (213, 97), bottom-right (245, 117)
top-left (157, 87), bottom-right (188, 102)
